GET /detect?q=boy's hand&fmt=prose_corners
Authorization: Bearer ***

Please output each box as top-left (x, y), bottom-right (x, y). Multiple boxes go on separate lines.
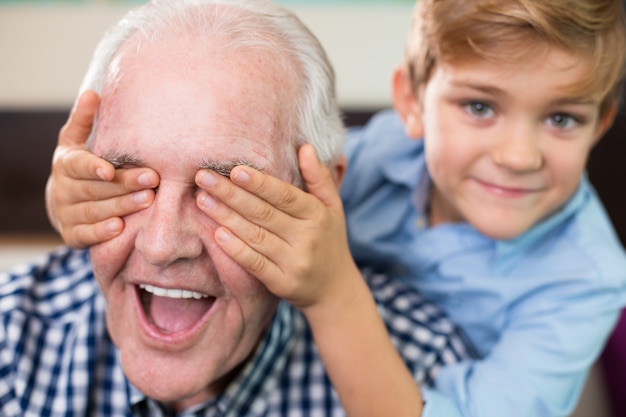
top-left (196, 144), bottom-right (360, 311)
top-left (46, 90), bottom-right (159, 248)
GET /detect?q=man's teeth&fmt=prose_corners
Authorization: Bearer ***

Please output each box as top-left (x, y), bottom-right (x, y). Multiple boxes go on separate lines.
top-left (139, 284), bottom-right (208, 299)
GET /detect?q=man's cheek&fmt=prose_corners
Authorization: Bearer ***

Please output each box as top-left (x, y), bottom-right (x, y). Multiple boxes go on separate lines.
top-left (89, 236), bottom-right (132, 280)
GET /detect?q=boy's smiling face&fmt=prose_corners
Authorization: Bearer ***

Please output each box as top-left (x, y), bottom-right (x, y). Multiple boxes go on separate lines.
top-left (397, 46), bottom-right (617, 240)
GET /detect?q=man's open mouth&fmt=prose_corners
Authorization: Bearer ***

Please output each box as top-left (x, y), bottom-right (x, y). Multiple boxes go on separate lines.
top-left (139, 284), bottom-right (216, 334)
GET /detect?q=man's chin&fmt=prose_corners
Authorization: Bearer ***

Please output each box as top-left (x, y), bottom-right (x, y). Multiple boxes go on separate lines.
top-left (121, 351), bottom-right (218, 410)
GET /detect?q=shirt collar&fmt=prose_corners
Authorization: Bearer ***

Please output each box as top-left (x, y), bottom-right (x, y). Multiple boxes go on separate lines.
top-left (377, 136), bottom-right (430, 215)
top-left (219, 301), bottom-right (299, 416)
top-left (379, 133), bottom-right (426, 191)
top-left (494, 176), bottom-right (590, 270)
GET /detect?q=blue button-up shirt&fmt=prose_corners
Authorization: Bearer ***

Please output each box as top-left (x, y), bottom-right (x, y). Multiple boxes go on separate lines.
top-left (0, 246), bottom-right (473, 416)
top-left (341, 109), bottom-right (626, 417)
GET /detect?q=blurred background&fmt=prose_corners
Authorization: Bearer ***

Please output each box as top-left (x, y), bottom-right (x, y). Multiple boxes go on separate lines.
top-left (0, 1), bottom-right (624, 415)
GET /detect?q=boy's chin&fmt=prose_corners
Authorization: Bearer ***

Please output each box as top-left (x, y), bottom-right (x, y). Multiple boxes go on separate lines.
top-left (469, 214), bottom-right (536, 241)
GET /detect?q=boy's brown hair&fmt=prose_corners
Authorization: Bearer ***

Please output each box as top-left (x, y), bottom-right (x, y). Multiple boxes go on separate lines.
top-left (406, 0), bottom-right (626, 115)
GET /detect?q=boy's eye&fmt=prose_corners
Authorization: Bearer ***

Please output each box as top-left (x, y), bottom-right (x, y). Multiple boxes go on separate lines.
top-left (464, 102), bottom-right (494, 118)
top-left (546, 113), bottom-right (577, 129)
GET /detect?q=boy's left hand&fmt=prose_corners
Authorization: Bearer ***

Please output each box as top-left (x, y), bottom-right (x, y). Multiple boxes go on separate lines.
top-left (46, 90), bottom-right (158, 248)
top-left (195, 144), bottom-right (360, 311)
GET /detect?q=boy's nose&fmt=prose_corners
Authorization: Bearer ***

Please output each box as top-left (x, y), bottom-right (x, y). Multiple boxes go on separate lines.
top-left (491, 133), bottom-right (542, 172)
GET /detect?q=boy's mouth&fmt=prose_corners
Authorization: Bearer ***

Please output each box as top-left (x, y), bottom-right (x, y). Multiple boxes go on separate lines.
top-left (139, 284), bottom-right (215, 334)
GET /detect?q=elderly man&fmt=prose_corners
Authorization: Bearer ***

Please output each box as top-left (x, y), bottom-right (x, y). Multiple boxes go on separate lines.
top-left (1, 0), bottom-right (473, 415)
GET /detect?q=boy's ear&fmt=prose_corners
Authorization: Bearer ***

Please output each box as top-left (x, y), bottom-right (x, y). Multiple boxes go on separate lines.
top-left (392, 65), bottom-right (424, 139)
top-left (593, 101), bottom-right (619, 145)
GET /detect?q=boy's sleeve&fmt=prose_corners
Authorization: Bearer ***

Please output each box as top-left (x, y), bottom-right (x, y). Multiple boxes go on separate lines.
top-left (420, 388), bottom-right (463, 417)
top-left (420, 287), bottom-right (623, 417)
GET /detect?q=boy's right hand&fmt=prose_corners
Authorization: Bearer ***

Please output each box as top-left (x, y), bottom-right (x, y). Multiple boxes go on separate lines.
top-left (46, 90), bottom-right (159, 248)
top-left (195, 145), bottom-right (360, 313)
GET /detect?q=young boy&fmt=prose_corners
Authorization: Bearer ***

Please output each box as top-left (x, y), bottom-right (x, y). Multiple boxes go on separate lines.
top-left (45, 0), bottom-right (626, 415)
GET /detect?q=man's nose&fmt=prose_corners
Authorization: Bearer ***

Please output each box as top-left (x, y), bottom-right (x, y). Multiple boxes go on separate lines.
top-left (135, 185), bottom-right (204, 266)
top-left (490, 126), bottom-right (543, 172)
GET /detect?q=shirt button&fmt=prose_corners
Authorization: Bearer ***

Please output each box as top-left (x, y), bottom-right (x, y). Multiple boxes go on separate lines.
top-left (414, 217), bottom-right (427, 229)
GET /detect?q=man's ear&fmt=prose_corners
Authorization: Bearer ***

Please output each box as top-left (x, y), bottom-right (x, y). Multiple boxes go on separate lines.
top-left (392, 65), bottom-right (424, 139)
top-left (593, 101), bottom-right (619, 146)
top-left (331, 155), bottom-right (347, 189)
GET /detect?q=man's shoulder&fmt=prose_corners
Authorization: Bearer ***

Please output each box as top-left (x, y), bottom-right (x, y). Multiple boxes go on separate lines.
top-left (0, 247), bottom-right (99, 322)
top-left (363, 270), bottom-right (476, 382)
top-left (0, 248), bottom-right (118, 416)
top-left (365, 269), bottom-right (469, 335)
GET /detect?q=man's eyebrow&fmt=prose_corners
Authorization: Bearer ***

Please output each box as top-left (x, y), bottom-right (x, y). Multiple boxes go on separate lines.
top-left (197, 158), bottom-right (265, 178)
top-left (100, 150), bottom-right (146, 169)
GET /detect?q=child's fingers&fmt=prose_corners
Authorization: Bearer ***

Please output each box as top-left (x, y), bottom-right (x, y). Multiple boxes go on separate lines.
top-left (132, 168), bottom-right (160, 188)
top-left (215, 145), bottom-right (342, 219)
top-left (105, 169), bottom-right (159, 197)
top-left (57, 168), bottom-right (158, 205)
top-left (298, 144), bottom-right (343, 209)
top-left (196, 169), bottom-right (307, 230)
top-left (63, 218), bottom-right (125, 249)
top-left (231, 165), bottom-right (319, 219)
top-left (197, 190), bottom-right (289, 262)
top-left (214, 227), bottom-right (284, 287)
top-left (62, 190), bottom-right (155, 224)
top-left (59, 90), bottom-right (99, 147)
top-left (197, 166), bottom-right (320, 222)
top-left (54, 147), bottom-right (116, 182)
top-left (55, 189), bottom-right (154, 249)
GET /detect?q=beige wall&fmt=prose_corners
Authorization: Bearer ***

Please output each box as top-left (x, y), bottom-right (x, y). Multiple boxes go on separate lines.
top-left (0, 3), bottom-right (412, 110)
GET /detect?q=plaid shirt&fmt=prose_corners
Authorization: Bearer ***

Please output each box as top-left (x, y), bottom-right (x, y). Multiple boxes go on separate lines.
top-left (0, 247), bottom-right (474, 416)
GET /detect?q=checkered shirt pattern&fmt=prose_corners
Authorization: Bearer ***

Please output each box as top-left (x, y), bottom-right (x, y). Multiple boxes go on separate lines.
top-left (0, 247), bottom-right (474, 416)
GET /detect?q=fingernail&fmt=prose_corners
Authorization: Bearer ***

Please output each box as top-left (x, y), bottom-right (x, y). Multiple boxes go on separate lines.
top-left (199, 171), bottom-right (218, 188)
top-left (133, 190), bottom-right (149, 204)
top-left (96, 168), bottom-right (107, 181)
top-left (232, 169), bottom-right (250, 184)
top-left (199, 193), bottom-right (217, 209)
top-left (137, 172), bottom-right (154, 186)
top-left (216, 228), bottom-right (232, 243)
top-left (105, 220), bottom-right (121, 234)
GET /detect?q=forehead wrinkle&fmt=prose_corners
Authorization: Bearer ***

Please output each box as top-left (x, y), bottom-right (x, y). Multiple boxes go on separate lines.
top-left (197, 157), bottom-right (266, 178)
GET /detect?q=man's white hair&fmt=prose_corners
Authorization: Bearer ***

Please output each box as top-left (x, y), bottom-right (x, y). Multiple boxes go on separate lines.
top-left (81, 0), bottom-right (344, 179)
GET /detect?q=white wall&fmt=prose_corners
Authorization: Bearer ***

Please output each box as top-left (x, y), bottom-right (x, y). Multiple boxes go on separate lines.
top-left (0, 3), bottom-right (413, 110)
